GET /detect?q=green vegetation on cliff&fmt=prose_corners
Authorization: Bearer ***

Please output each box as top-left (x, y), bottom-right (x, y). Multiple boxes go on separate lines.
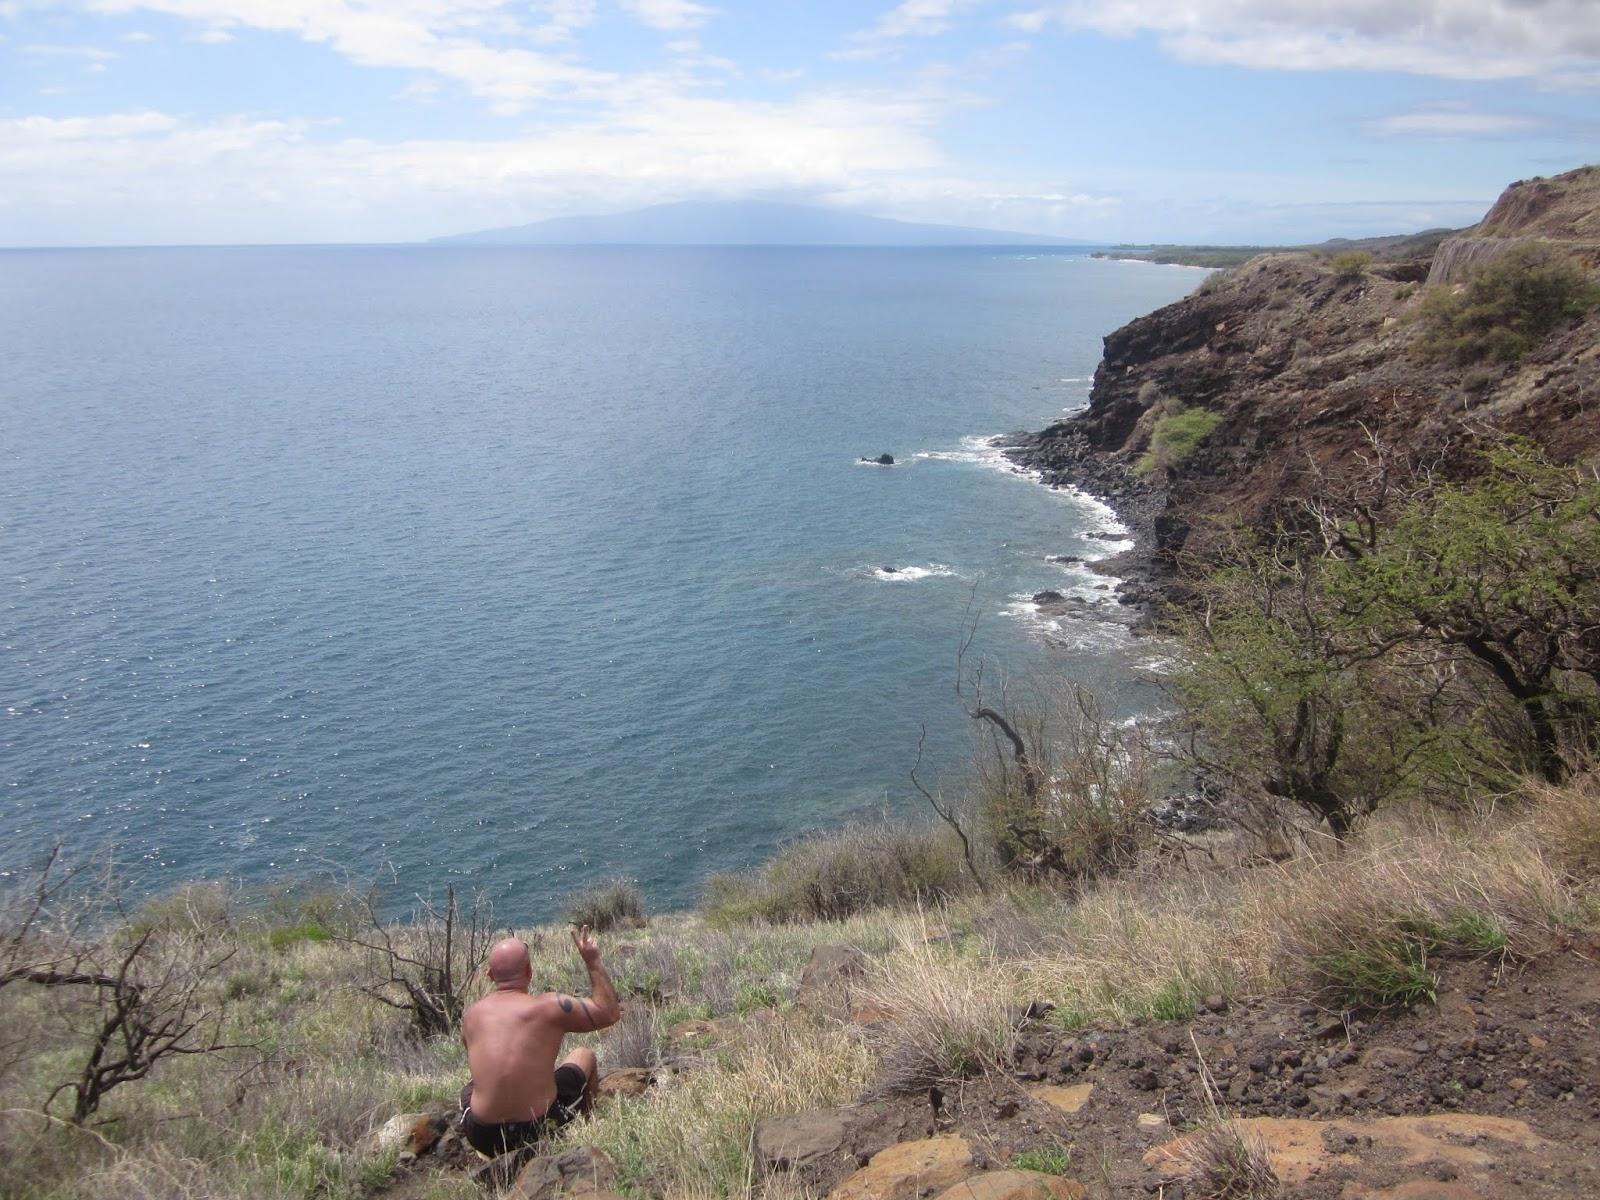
top-left (1415, 243), bottom-right (1600, 363)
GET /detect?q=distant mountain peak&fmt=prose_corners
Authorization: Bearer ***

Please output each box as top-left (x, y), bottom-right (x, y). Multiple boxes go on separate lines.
top-left (429, 200), bottom-right (1085, 247)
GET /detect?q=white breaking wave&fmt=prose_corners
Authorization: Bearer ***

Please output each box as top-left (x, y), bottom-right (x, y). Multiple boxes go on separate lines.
top-left (869, 563), bottom-right (957, 582)
top-left (1002, 595), bottom-right (1134, 653)
top-left (915, 434), bottom-right (1043, 485)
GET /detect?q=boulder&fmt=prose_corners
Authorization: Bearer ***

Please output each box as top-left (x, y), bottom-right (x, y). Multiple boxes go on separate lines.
top-left (510, 1146), bottom-right (619, 1200)
top-left (931, 1170), bottom-right (1086, 1200)
top-left (795, 944), bottom-right (869, 1017)
top-left (862, 453), bottom-right (896, 465)
top-left (829, 1136), bottom-right (973, 1200)
top-left (597, 1067), bottom-right (655, 1100)
top-left (1032, 590), bottom-right (1066, 604)
top-left (1026, 1083), bottom-right (1095, 1115)
top-left (366, 1110), bottom-right (451, 1158)
top-left (755, 1108), bottom-right (856, 1172)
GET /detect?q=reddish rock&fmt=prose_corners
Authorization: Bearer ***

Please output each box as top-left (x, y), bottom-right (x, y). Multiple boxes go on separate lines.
top-left (828, 1135), bottom-right (972, 1200)
top-left (931, 1170), bottom-right (1086, 1200)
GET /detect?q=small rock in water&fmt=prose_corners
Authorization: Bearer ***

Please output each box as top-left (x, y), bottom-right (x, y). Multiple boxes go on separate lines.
top-left (881, 566), bottom-right (900, 574)
top-left (861, 453), bottom-right (895, 465)
top-left (1032, 590), bottom-right (1066, 604)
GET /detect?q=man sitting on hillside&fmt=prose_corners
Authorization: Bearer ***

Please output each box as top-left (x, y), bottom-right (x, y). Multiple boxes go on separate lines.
top-left (459, 925), bottom-right (623, 1158)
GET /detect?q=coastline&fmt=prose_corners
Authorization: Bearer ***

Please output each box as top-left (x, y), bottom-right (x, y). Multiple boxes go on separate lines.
top-left (996, 423), bottom-right (1169, 618)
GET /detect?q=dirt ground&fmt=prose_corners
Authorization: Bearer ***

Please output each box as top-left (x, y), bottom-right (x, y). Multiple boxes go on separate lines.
top-left (792, 937), bottom-right (1600, 1198)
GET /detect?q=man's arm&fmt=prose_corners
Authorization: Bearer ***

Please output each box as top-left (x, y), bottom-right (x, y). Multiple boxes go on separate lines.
top-left (553, 924), bottom-right (622, 1033)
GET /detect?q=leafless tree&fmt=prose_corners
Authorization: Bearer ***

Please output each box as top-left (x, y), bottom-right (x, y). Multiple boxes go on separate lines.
top-left (342, 882), bottom-right (498, 1038)
top-left (1, 849), bottom-right (243, 1124)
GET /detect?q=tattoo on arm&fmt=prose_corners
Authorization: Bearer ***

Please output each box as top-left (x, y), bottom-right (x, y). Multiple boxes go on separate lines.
top-left (557, 994), bottom-right (597, 1030)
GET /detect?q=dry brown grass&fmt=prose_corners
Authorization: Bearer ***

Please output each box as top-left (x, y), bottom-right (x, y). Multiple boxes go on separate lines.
top-left (567, 1013), bottom-right (873, 1198)
top-left (1524, 766), bottom-right (1600, 885)
top-left (861, 918), bottom-right (1025, 1095)
top-left (1169, 1122), bottom-right (1281, 1200)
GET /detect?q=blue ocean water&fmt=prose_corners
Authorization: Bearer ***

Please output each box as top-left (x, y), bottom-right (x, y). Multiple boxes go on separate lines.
top-left (0, 246), bottom-right (1199, 919)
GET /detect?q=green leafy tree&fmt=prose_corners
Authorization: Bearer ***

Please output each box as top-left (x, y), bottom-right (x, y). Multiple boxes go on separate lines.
top-left (1328, 442), bottom-right (1600, 781)
top-left (1175, 440), bottom-right (1600, 836)
top-left (1172, 537), bottom-right (1495, 837)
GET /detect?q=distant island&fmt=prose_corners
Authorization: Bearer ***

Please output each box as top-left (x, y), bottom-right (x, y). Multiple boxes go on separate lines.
top-left (430, 200), bottom-right (1091, 247)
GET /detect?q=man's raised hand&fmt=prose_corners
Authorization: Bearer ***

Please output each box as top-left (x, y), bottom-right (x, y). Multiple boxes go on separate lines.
top-left (571, 923), bottom-right (601, 966)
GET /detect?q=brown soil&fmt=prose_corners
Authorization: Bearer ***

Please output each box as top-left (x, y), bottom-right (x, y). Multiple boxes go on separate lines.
top-left (802, 939), bottom-right (1600, 1198)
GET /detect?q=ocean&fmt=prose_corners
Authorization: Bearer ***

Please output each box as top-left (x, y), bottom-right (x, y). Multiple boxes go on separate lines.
top-left (0, 246), bottom-right (1200, 920)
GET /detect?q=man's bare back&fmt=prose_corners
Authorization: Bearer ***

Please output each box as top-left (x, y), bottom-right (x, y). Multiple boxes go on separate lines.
top-left (459, 927), bottom-right (622, 1150)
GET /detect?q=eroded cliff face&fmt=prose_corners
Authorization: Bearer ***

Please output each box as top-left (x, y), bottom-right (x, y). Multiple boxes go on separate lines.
top-left (1009, 164), bottom-right (1600, 600)
top-left (1430, 164), bottom-right (1600, 284)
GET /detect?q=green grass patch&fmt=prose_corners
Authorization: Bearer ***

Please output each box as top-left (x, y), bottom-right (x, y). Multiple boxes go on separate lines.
top-left (1146, 976), bottom-right (1200, 1022)
top-left (1331, 251), bottom-right (1372, 279)
top-left (659, 1001), bottom-right (714, 1028)
top-left (1135, 404), bottom-right (1224, 475)
top-left (1012, 1145), bottom-right (1073, 1175)
top-left (268, 922), bottom-right (333, 950)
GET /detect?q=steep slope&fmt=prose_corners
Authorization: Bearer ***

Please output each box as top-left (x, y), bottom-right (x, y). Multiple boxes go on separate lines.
top-left (1008, 164), bottom-right (1600, 600)
top-left (1431, 163), bottom-right (1600, 283)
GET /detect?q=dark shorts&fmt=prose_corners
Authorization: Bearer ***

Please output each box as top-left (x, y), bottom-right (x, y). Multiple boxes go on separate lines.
top-left (459, 1064), bottom-right (588, 1158)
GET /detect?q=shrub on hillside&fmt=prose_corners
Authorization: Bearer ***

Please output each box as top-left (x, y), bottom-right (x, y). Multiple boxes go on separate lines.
top-left (1415, 243), bottom-right (1600, 364)
top-left (1330, 250), bottom-right (1372, 279)
top-left (1135, 404), bottom-right (1224, 475)
top-left (564, 878), bottom-right (646, 932)
top-left (701, 821), bottom-right (971, 924)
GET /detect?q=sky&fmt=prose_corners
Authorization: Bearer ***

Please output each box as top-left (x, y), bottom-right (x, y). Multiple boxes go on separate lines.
top-left (1, 0), bottom-right (1598, 246)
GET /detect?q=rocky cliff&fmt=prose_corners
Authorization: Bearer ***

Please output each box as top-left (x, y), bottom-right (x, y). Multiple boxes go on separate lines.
top-left (1008, 164), bottom-right (1600, 605)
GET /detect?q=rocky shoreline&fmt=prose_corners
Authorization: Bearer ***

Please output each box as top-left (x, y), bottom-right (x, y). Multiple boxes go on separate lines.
top-left (995, 427), bottom-right (1170, 618)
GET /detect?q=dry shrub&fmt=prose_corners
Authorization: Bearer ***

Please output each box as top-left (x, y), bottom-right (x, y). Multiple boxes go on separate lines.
top-left (563, 879), bottom-right (647, 933)
top-left (598, 1003), bottom-right (659, 1070)
top-left (861, 924), bottom-right (1023, 1095)
top-left (976, 681), bottom-right (1158, 889)
top-left (702, 821), bottom-right (972, 925)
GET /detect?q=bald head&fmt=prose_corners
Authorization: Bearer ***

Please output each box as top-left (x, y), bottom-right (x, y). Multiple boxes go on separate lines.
top-left (487, 938), bottom-right (532, 990)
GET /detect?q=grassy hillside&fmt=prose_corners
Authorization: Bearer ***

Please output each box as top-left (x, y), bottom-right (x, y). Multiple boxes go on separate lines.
top-left (3, 764), bottom-right (1598, 1199)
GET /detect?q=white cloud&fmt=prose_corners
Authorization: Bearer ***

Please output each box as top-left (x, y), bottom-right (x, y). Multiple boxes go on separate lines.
top-left (3, 109), bottom-right (179, 138)
top-left (0, 96), bottom-right (946, 242)
top-left (1368, 108), bottom-right (1543, 139)
top-left (70, 1), bottom-right (615, 110)
top-left (618, 0), bottom-right (714, 32)
top-left (841, 0), bottom-right (987, 58)
top-left (120, 28), bottom-right (153, 40)
top-left (1008, 0), bottom-right (1600, 81)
